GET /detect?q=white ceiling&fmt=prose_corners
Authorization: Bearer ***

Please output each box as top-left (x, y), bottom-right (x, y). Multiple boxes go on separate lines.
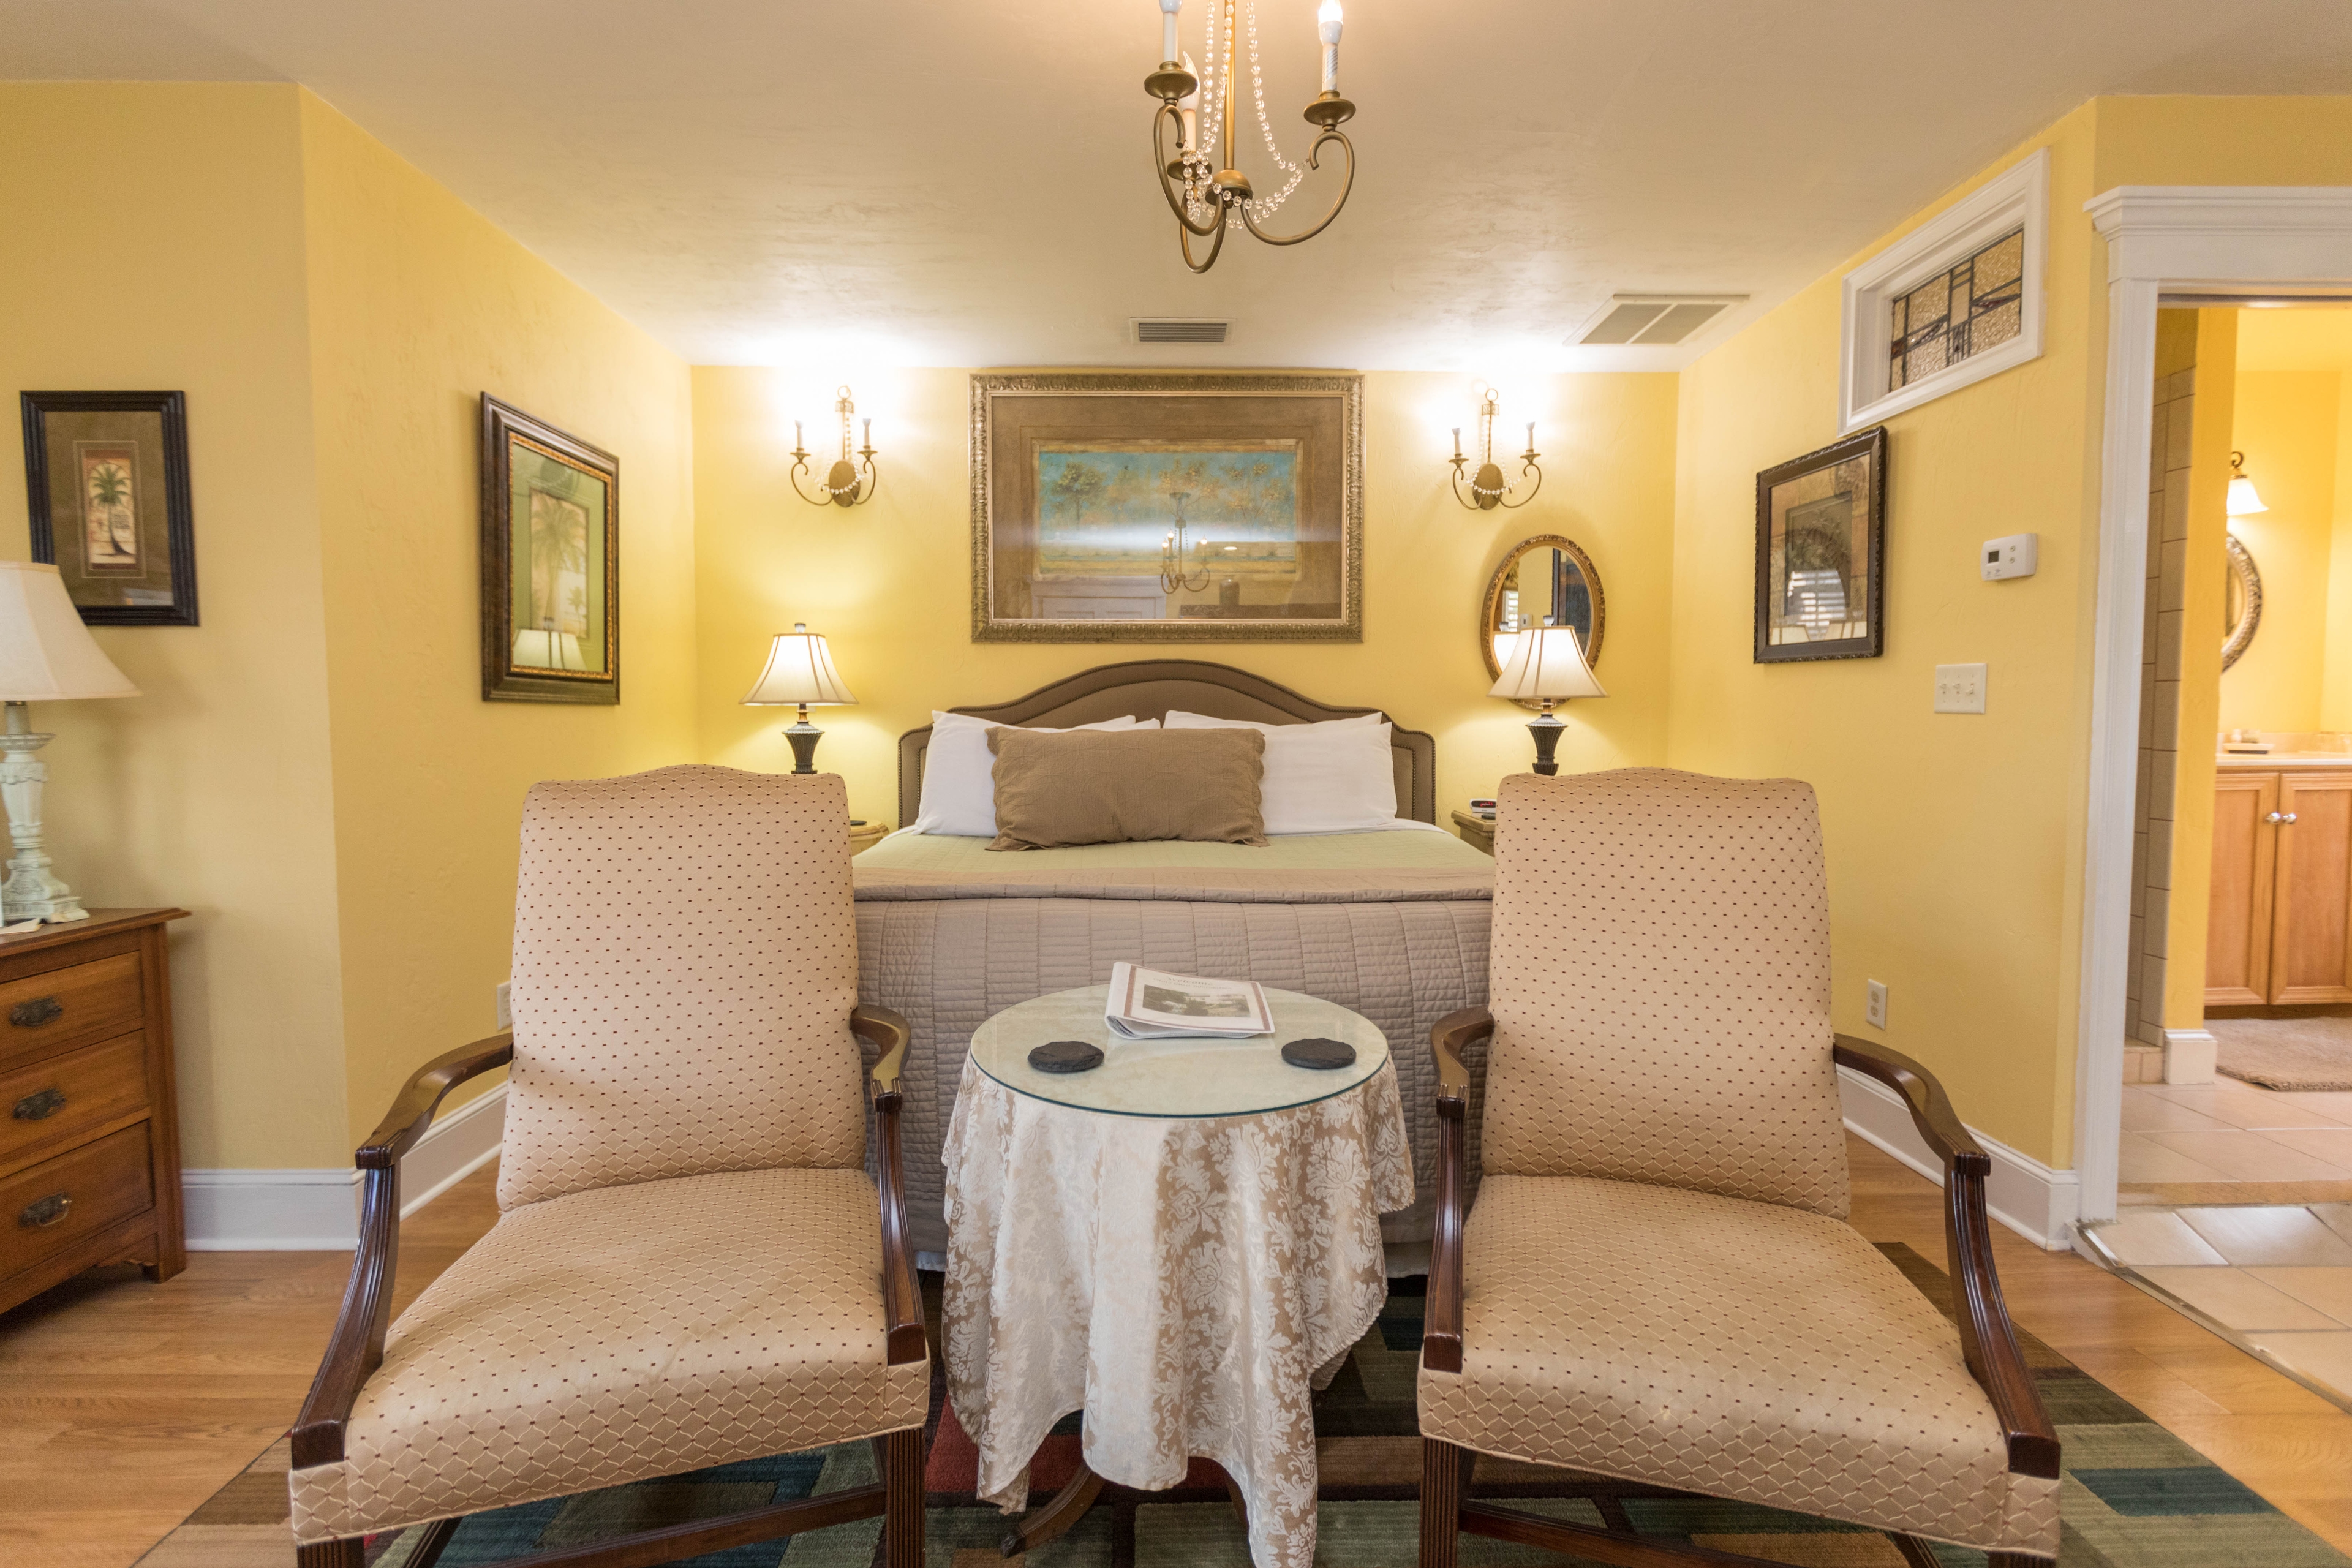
top-left (7, 0), bottom-right (2351, 372)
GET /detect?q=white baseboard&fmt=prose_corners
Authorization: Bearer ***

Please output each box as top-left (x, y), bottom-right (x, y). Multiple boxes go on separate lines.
top-left (1838, 1066), bottom-right (2079, 1251)
top-left (183, 1084), bottom-right (505, 1251)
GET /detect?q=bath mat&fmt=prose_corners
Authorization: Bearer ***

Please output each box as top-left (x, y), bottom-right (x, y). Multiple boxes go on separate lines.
top-left (2215, 1014), bottom-right (2352, 1091)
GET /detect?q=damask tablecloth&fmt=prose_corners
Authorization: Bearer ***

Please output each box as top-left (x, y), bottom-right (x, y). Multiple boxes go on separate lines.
top-left (941, 1052), bottom-right (1415, 1568)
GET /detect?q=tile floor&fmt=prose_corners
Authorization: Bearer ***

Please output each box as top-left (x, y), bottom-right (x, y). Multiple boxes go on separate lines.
top-left (2089, 1203), bottom-right (2352, 1409)
top-left (2120, 1078), bottom-right (2352, 1201)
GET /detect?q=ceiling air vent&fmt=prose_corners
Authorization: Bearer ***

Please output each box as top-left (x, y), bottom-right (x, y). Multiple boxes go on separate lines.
top-left (1570, 294), bottom-right (1747, 347)
top-left (1133, 317), bottom-right (1231, 344)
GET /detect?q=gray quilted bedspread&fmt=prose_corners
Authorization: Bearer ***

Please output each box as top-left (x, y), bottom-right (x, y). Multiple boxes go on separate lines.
top-left (854, 886), bottom-right (1494, 1257)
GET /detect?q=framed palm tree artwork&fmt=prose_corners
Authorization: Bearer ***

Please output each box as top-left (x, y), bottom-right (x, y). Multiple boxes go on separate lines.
top-left (480, 395), bottom-right (619, 703)
top-left (21, 390), bottom-right (199, 626)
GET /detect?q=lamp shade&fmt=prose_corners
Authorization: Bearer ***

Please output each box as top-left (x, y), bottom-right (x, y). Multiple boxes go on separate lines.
top-left (0, 562), bottom-right (139, 701)
top-left (2226, 473), bottom-right (2268, 516)
top-left (741, 623), bottom-right (856, 706)
top-left (1488, 622), bottom-right (1605, 703)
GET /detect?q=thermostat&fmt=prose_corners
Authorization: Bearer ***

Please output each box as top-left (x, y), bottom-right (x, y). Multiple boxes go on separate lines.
top-left (1981, 533), bottom-right (2038, 581)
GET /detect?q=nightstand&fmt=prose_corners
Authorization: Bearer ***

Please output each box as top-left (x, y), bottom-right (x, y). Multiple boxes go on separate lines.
top-left (850, 820), bottom-right (891, 856)
top-left (0, 907), bottom-right (190, 1315)
top-left (1450, 809), bottom-right (1495, 856)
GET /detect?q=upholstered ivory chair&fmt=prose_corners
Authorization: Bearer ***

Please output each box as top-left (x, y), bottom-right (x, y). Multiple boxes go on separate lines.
top-left (289, 766), bottom-right (928, 1568)
top-left (1417, 769), bottom-right (2059, 1568)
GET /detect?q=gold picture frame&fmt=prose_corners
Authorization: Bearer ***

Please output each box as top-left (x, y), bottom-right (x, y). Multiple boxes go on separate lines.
top-left (970, 372), bottom-right (1363, 643)
top-left (479, 395), bottom-right (620, 704)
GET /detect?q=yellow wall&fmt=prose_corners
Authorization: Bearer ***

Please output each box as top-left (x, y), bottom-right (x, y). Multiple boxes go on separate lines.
top-left (1668, 108), bottom-right (2105, 1165)
top-left (297, 94), bottom-right (701, 1142)
top-left (691, 368), bottom-right (1679, 823)
top-left (0, 85), bottom-right (350, 1167)
top-left (2222, 370), bottom-right (2342, 733)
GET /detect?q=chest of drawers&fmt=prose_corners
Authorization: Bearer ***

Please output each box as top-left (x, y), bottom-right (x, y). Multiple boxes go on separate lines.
top-left (0, 908), bottom-right (189, 1315)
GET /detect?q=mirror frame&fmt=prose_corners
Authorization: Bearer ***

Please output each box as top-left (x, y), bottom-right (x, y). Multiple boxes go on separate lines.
top-left (2222, 532), bottom-right (2263, 673)
top-left (1480, 534), bottom-right (1605, 709)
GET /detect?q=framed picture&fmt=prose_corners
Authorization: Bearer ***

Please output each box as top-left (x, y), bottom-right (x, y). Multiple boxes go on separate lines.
top-left (20, 390), bottom-right (198, 625)
top-left (970, 372), bottom-right (1363, 643)
top-left (1754, 426), bottom-right (1887, 663)
top-left (480, 394), bottom-right (619, 704)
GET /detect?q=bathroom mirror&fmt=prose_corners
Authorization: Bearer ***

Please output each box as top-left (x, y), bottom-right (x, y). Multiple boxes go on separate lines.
top-left (1480, 535), bottom-right (1604, 706)
top-left (2223, 533), bottom-right (2263, 672)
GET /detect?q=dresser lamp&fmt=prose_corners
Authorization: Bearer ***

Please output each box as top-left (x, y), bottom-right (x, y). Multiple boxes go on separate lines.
top-left (1488, 619), bottom-right (1604, 777)
top-left (742, 623), bottom-right (857, 774)
top-left (0, 562), bottom-right (141, 922)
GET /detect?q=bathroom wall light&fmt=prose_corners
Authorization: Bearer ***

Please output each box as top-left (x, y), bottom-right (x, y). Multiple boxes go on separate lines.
top-left (2226, 450), bottom-right (2267, 517)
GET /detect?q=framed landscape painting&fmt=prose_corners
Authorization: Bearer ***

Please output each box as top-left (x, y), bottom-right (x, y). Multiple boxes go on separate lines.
top-left (1754, 426), bottom-right (1887, 663)
top-left (480, 395), bottom-right (620, 703)
top-left (21, 390), bottom-right (198, 625)
top-left (970, 372), bottom-right (1363, 643)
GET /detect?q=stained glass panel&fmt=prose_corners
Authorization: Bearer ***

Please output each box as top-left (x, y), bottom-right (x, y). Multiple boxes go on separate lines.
top-left (1890, 225), bottom-right (2026, 390)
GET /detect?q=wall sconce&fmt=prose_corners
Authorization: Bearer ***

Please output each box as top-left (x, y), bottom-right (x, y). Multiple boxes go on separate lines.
top-left (1447, 383), bottom-right (1541, 510)
top-left (789, 385), bottom-right (879, 508)
top-left (2226, 450), bottom-right (2267, 518)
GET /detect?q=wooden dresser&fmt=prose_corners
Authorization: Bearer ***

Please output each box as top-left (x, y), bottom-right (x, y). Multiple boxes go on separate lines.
top-left (0, 908), bottom-right (189, 1316)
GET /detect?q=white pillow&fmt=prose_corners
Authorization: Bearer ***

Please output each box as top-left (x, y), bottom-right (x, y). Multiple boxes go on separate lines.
top-left (1163, 710), bottom-right (1398, 835)
top-left (912, 711), bottom-right (1153, 837)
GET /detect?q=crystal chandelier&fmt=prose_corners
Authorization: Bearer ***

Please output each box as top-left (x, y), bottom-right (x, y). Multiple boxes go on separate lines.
top-left (1145, 0), bottom-right (1356, 274)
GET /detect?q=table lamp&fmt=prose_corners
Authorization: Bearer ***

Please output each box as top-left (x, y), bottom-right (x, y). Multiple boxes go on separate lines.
top-left (1488, 618), bottom-right (1605, 777)
top-left (741, 623), bottom-right (857, 774)
top-left (0, 562), bottom-right (141, 922)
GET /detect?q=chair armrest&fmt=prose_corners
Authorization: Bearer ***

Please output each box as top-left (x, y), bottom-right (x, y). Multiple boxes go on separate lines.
top-left (1833, 1035), bottom-right (2059, 1480)
top-left (1423, 1008), bottom-right (1491, 1374)
top-left (291, 1033), bottom-right (515, 1469)
top-left (854, 1006), bottom-right (925, 1366)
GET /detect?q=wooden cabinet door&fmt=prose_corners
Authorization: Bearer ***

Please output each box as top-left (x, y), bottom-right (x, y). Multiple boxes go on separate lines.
top-left (2271, 770), bottom-right (2352, 1004)
top-left (2206, 771), bottom-right (2278, 1006)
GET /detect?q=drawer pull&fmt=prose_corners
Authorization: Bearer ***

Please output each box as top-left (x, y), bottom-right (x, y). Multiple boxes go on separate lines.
top-left (9, 997), bottom-right (64, 1028)
top-left (12, 1087), bottom-right (66, 1121)
top-left (19, 1192), bottom-right (70, 1229)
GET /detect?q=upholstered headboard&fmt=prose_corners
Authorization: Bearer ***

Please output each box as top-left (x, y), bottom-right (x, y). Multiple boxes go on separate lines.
top-left (896, 659), bottom-right (1438, 829)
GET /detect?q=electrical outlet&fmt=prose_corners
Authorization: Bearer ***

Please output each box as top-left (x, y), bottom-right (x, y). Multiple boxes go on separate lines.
top-left (1865, 979), bottom-right (1888, 1030)
top-left (1934, 663), bottom-right (1987, 714)
top-left (496, 981), bottom-right (511, 1030)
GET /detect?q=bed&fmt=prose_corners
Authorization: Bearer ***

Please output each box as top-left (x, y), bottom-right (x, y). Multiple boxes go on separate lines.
top-left (853, 659), bottom-right (1495, 1263)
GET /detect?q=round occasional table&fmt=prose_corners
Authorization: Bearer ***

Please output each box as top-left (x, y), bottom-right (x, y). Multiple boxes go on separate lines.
top-left (943, 984), bottom-right (1415, 1568)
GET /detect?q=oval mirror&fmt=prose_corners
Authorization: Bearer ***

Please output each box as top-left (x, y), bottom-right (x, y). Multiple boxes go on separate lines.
top-left (1481, 535), bottom-right (1604, 707)
top-left (2223, 533), bottom-right (2262, 672)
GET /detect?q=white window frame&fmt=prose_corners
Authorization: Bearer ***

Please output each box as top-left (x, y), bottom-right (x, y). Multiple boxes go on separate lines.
top-left (1838, 148), bottom-right (2049, 433)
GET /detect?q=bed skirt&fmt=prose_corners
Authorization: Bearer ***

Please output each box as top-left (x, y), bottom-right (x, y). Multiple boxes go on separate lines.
top-left (854, 894), bottom-right (1494, 1258)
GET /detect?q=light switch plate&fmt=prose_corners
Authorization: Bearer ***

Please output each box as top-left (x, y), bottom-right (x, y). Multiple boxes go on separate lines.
top-left (1981, 532), bottom-right (2038, 580)
top-left (1934, 663), bottom-right (1987, 714)
top-left (1865, 980), bottom-right (1888, 1030)
top-left (496, 981), bottom-right (511, 1030)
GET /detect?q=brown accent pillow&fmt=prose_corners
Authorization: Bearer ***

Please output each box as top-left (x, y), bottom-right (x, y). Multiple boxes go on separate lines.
top-left (985, 727), bottom-right (1267, 850)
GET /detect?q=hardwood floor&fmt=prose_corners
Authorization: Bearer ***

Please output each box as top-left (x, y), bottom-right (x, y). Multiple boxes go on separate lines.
top-left (3, 1137), bottom-right (2350, 1566)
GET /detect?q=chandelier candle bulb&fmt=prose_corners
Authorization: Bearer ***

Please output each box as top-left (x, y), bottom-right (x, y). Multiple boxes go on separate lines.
top-left (1161, 0), bottom-right (1182, 63)
top-left (1317, 0), bottom-right (1342, 92)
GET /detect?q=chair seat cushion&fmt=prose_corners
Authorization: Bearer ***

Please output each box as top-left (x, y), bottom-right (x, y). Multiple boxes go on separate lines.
top-left (290, 1167), bottom-right (929, 1544)
top-left (1418, 1175), bottom-right (2059, 1556)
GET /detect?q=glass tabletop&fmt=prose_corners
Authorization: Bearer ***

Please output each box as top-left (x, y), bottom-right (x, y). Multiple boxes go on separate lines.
top-left (969, 983), bottom-right (1390, 1118)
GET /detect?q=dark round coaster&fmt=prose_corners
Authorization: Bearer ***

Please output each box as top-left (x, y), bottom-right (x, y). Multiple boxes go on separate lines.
top-left (1028, 1040), bottom-right (1104, 1074)
top-left (1281, 1037), bottom-right (1357, 1071)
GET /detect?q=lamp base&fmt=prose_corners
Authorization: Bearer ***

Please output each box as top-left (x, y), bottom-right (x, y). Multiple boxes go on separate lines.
top-left (1526, 714), bottom-right (1566, 777)
top-left (784, 721), bottom-right (825, 775)
top-left (0, 723), bottom-right (88, 922)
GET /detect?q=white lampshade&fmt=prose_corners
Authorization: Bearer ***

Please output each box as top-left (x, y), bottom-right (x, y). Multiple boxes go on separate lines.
top-left (0, 562), bottom-right (139, 702)
top-left (741, 623), bottom-right (856, 707)
top-left (2226, 473), bottom-right (2268, 516)
top-left (1489, 623), bottom-right (1605, 703)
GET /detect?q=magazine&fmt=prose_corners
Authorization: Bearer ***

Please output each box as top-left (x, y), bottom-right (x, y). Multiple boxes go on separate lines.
top-left (1104, 962), bottom-right (1275, 1040)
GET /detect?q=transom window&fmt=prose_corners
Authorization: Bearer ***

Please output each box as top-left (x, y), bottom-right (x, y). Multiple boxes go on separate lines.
top-left (1889, 227), bottom-right (2026, 391)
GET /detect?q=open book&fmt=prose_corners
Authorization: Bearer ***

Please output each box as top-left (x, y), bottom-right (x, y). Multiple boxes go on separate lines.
top-left (1104, 962), bottom-right (1275, 1040)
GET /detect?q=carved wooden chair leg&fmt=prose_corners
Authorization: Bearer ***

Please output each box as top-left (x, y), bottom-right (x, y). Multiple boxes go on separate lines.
top-left (1419, 1437), bottom-right (1465, 1568)
top-left (295, 1537), bottom-right (364, 1568)
top-left (1216, 1462), bottom-right (1250, 1529)
top-left (881, 1426), bottom-right (926, 1568)
top-left (998, 1460), bottom-right (1106, 1556)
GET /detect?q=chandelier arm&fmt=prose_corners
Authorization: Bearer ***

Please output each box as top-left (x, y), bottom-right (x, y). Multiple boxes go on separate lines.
top-left (1179, 207), bottom-right (1231, 274)
top-left (787, 461), bottom-right (834, 508)
top-left (1449, 465), bottom-right (1479, 511)
top-left (1233, 129), bottom-right (1353, 246)
top-left (1153, 105), bottom-right (1224, 238)
top-left (1497, 465), bottom-right (1543, 510)
top-left (853, 461), bottom-right (879, 506)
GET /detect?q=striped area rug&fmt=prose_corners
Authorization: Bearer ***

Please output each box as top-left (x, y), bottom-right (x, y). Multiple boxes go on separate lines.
top-left (138, 1247), bottom-right (2349, 1568)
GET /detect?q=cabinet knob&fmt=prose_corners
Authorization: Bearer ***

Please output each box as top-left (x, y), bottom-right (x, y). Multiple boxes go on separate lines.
top-left (2285, 812), bottom-right (2299, 824)
top-left (2267, 812), bottom-right (2285, 824)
